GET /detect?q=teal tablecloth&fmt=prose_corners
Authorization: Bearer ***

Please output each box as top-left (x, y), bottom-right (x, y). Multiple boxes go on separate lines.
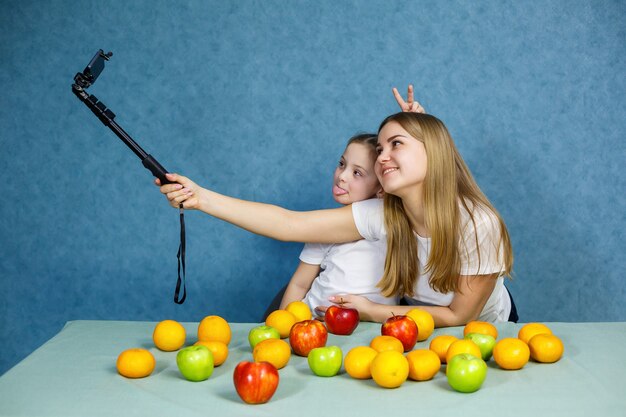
top-left (1, 320), bottom-right (625, 416)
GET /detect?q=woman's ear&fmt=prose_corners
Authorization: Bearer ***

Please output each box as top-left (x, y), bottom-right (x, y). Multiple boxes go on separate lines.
top-left (376, 188), bottom-right (385, 198)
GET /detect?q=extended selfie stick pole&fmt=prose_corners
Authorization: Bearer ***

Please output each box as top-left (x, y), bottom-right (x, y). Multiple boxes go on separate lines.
top-left (72, 50), bottom-right (187, 304)
top-left (71, 51), bottom-right (171, 185)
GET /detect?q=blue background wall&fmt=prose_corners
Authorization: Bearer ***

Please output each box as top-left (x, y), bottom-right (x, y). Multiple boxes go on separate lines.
top-left (1, 0), bottom-right (624, 375)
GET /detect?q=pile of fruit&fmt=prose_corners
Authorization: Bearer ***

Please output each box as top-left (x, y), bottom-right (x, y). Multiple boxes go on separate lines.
top-left (115, 302), bottom-right (564, 404)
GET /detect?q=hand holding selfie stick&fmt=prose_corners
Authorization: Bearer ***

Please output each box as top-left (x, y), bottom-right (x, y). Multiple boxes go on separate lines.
top-left (72, 50), bottom-right (187, 304)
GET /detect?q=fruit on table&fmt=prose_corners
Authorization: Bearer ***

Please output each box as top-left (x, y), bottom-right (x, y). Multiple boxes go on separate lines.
top-left (324, 304), bottom-right (359, 335)
top-left (116, 348), bottom-right (156, 378)
top-left (289, 319), bottom-right (328, 356)
top-left (464, 333), bottom-right (497, 361)
top-left (463, 320), bottom-right (498, 339)
top-left (446, 339), bottom-right (483, 364)
top-left (193, 340), bottom-right (229, 366)
top-left (265, 309), bottom-right (298, 338)
top-left (233, 361), bottom-right (279, 404)
top-left (429, 334), bottom-right (459, 363)
top-left (308, 346), bottom-right (343, 377)
top-left (176, 345), bottom-right (215, 382)
top-left (197, 315), bottom-right (231, 345)
top-left (248, 325), bottom-right (281, 349)
top-left (518, 322), bottom-right (552, 345)
top-left (381, 315), bottom-right (418, 352)
top-left (528, 333), bottom-right (564, 363)
top-left (153, 319), bottom-right (186, 351)
top-left (406, 349), bottom-right (441, 381)
top-left (285, 300), bottom-right (313, 322)
top-left (370, 350), bottom-right (409, 388)
top-left (446, 353), bottom-right (488, 393)
top-left (370, 335), bottom-right (404, 353)
top-left (406, 308), bottom-right (435, 341)
top-left (252, 338), bottom-right (292, 369)
top-left (493, 337), bottom-right (530, 370)
top-left (344, 346), bottom-right (378, 379)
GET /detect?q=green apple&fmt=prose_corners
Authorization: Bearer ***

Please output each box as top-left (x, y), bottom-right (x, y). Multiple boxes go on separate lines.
top-left (465, 333), bottom-right (496, 361)
top-left (446, 353), bottom-right (487, 393)
top-left (248, 325), bottom-right (281, 349)
top-left (176, 345), bottom-right (214, 381)
top-left (307, 346), bottom-right (343, 377)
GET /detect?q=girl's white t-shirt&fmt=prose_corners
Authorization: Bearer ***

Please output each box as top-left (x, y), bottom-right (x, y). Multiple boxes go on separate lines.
top-left (351, 198), bottom-right (511, 322)
top-left (300, 238), bottom-right (398, 314)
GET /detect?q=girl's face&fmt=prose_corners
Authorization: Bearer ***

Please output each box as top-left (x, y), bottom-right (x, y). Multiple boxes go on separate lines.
top-left (332, 142), bottom-right (382, 205)
top-left (375, 121), bottom-right (428, 197)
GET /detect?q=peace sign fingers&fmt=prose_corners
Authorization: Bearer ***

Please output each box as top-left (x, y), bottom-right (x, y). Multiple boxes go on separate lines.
top-left (392, 84), bottom-right (426, 114)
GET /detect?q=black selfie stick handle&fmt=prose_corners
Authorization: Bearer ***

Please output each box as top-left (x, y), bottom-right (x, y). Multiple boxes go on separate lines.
top-left (72, 86), bottom-right (172, 185)
top-left (142, 155), bottom-right (170, 184)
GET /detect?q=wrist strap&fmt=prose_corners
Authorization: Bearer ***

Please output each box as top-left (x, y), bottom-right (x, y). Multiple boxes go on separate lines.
top-left (174, 203), bottom-right (187, 304)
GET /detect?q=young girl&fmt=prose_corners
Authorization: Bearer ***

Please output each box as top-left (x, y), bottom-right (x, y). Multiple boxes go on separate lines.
top-left (158, 111), bottom-right (514, 327)
top-left (278, 133), bottom-right (397, 314)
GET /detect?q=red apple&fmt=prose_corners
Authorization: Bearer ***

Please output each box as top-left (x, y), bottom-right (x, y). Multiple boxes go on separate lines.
top-left (381, 315), bottom-right (418, 352)
top-left (289, 319), bottom-right (328, 356)
top-left (325, 305), bottom-right (359, 335)
top-left (233, 361), bottom-right (279, 404)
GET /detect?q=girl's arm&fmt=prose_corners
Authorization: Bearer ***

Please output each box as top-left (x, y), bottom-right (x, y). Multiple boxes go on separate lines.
top-left (334, 273), bottom-right (498, 327)
top-left (156, 173), bottom-right (362, 244)
top-left (279, 261), bottom-right (322, 309)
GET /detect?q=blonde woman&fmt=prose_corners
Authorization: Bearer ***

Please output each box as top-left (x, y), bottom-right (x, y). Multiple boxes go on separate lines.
top-left (157, 111), bottom-right (515, 327)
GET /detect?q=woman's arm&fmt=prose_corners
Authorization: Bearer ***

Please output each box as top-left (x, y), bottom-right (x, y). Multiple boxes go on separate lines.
top-left (333, 273), bottom-right (498, 327)
top-left (279, 261), bottom-right (322, 309)
top-left (157, 173), bottom-right (362, 244)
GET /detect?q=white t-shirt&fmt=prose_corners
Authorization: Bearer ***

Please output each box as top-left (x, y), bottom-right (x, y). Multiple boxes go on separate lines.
top-left (300, 238), bottom-right (398, 314)
top-left (351, 198), bottom-right (511, 322)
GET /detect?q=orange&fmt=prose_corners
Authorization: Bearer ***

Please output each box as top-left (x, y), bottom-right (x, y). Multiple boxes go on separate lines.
top-left (445, 339), bottom-right (482, 364)
top-left (252, 338), bottom-right (291, 369)
top-left (344, 346), bottom-right (379, 379)
top-left (285, 301), bottom-right (312, 322)
top-left (463, 321), bottom-right (498, 339)
top-left (528, 334), bottom-right (564, 363)
top-left (493, 338), bottom-right (530, 370)
top-left (265, 310), bottom-right (298, 338)
top-left (194, 340), bottom-right (229, 366)
top-left (406, 349), bottom-right (441, 381)
top-left (116, 348), bottom-right (156, 378)
top-left (406, 309), bottom-right (435, 342)
top-left (370, 351), bottom-right (410, 388)
top-left (370, 335), bottom-right (404, 353)
top-left (429, 335), bottom-right (458, 364)
top-left (197, 315), bottom-right (231, 345)
top-left (518, 323), bottom-right (552, 345)
top-left (153, 320), bottom-right (186, 351)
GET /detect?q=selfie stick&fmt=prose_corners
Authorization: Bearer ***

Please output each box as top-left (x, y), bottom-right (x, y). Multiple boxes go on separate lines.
top-left (71, 50), bottom-right (171, 185)
top-left (72, 50), bottom-right (187, 304)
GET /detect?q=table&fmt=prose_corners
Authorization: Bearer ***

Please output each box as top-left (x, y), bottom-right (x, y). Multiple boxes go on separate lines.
top-left (1, 320), bottom-right (625, 417)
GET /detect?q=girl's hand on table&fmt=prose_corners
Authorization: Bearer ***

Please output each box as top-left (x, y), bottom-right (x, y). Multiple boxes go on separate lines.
top-left (327, 294), bottom-right (381, 322)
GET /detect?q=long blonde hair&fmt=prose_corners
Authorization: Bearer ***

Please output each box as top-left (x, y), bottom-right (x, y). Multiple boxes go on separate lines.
top-left (377, 112), bottom-right (513, 297)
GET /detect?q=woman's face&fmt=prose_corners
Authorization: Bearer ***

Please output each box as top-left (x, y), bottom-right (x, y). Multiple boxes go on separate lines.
top-left (375, 121), bottom-right (428, 197)
top-left (332, 142), bottom-right (382, 205)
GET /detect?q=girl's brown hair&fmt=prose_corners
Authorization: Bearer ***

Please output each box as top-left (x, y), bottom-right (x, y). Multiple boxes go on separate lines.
top-left (346, 133), bottom-right (378, 153)
top-left (376, 112), bottom-right (513, 297)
